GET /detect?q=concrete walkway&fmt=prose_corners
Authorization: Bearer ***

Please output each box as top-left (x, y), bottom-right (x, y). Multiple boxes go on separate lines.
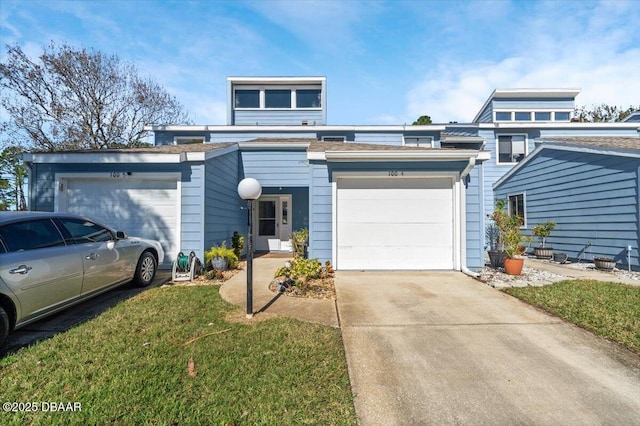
top-left (336, 270), bottom-right (640, 425)
top-left (219, 256), bottom-right (339, 327)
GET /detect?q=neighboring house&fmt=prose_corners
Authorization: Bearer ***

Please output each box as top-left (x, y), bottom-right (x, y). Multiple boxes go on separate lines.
top-left (24, 77), bottom-right (640, 271)
top-left (494, 137), bottom-right (640, 269)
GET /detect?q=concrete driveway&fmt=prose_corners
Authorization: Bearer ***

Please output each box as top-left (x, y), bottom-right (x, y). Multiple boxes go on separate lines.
top-left (335, 271), bottom-right (640, 425)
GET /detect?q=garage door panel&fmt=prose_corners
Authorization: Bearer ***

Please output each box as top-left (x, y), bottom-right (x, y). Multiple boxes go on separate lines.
top-left (63, 179), bottom-right (178, 266)
top-left (338, 246), bottom-right (452, 270)
top-left (336, 177), bottom-right (454, 270)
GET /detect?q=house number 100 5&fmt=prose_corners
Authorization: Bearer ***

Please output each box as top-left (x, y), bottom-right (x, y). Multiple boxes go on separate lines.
top-left (388, 171), bottom-right (404, 176)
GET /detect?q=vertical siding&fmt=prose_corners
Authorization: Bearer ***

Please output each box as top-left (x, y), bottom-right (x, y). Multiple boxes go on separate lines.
top-left (465, 163), bottom-right (484, 270)
top-left (495, 149), bottom-right (640, 269)
top-left (241, 150), bottom-right (310, 186)
top-left (204, 151), bottom-right (245, 258)
top-left (308, 162), bottom-right (332, 263)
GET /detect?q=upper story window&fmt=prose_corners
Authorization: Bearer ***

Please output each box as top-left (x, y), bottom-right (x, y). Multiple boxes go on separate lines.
top-left (535, 112), bottom-right (551, 121)
top-left (403, 136), bottom-right (434, 147)
top-left (495, 111), bottom-right (511, 121)
top-left (234, 86), bottom-right (322, 110)
top-left (265, 89), bottom-right (291, 108)
top-left (514, 112), bottom-right (530, 121)
top-left (296, 89), bottom-right (321, 108)
top-left (174, 136), bottom-right (205, 144)
top-left (235, 90), bottom-right (260, 108)
top-left (497, 135), bottom-right (526, 164)
top-left (321, 136), bottom-right (346, 142)
top-left (554, 111), bottom-right (570, 121)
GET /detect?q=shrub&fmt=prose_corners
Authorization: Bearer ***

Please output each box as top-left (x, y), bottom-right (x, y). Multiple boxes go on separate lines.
top-left (291, 228), bottom-right (309, 258)
top-left (275, 258), bottom-right (334, 285)
top-left (231, 231), bottom-right (244, 258)
top-left (204, 242), bottom-right (239, 269)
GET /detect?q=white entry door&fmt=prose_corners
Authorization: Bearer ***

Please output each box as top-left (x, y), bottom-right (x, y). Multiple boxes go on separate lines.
top-left (255, 195), bottom-right (292, 251)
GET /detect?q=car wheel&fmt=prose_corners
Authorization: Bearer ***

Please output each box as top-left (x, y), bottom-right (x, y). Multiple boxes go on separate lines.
top-left (134, 251), bottom-right (157, 287)
top-left (0, 306), bottom-right (9, 348)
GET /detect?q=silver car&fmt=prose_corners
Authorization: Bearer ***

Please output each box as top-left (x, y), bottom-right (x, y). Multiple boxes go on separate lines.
top-left (0, 212), bottom-right (164, 347)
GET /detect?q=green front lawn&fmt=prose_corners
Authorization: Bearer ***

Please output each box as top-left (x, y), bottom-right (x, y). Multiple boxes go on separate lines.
top-left (504, 280), bottom-right (640, 354)
top-left (0, 286), bottom-right (356, 425)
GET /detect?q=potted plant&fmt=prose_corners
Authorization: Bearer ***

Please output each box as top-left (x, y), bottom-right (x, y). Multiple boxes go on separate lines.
top-left (532, 221), bottom-right (556, 259)
top-left (205, 242), bottom-right (239, 271)
top-left (503, 222), bottom-right (526, 275)
top-left (487, 200), bottom-right (509, 268)
top-left (593, 256), bottom-right (616, 271)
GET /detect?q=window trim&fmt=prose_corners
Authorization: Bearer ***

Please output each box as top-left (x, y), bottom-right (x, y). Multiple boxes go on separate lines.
top-left (233, 85), bottom-right (322, 111)
top-left (402, 135), bottom-right (434, 148)
top-left (507, 192), bottom-right (527, 228)
top-left (496, 133), bottom-right (528, 165)
top-left (494, 109), bottom-right (574, 122)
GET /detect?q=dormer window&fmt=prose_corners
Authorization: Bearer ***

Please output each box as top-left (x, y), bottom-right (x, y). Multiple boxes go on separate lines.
top-left (265, 89), bottom-right (291, 108)
top-left (174, 136), bottom-right (205, 145)
top-left (495, 112), bottom-right (511, 121)
top-left (535, 112), bottom-right (551, 121)
top-left (234, 86), bottom-right (322, 110)
top-left (296, 89), bottom-right (321, 108)
top-left (235, 90), bottom-right (259, 108)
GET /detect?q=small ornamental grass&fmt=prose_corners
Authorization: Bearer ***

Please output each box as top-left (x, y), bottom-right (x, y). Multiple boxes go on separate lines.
top-left (0, 286), bottom-right (356, 425)
top-left (504, 280), bottom-right (640, 354)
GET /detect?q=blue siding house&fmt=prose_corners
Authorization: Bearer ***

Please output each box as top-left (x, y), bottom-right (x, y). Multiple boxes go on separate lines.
top-left (494, 137), bottom-right (640, 269)
top-left (24, 77), bottom-right (640, 272)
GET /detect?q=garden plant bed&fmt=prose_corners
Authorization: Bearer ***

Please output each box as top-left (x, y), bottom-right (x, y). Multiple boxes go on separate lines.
top-left (269, 276), bottom-right (336, 300)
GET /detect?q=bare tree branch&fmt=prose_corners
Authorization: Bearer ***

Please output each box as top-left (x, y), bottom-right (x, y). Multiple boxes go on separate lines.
top-left (0, 43), bottom-right (192, 151)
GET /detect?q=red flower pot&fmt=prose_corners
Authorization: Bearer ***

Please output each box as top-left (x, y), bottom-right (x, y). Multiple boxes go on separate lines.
top-left (504, 257), bottom-right (524, 275)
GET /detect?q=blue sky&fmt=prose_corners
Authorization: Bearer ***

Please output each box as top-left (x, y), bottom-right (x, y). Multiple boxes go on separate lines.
top-left (1, 0), bottom-right (639, 125)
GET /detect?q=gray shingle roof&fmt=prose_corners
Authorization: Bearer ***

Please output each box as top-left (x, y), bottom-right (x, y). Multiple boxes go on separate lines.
top-left (539, 137), bottom-right (640, 151)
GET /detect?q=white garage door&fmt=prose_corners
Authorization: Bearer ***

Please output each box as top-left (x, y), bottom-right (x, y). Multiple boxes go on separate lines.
top-left (336, 177), bottom-right (454, 270)
top-left (61, 178), bottom-right (179, 266)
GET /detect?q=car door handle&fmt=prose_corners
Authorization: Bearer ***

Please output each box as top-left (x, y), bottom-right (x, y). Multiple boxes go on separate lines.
top-left (85, 253), bottom-right (98, 260)
top-left (10, 265), bottom-right (32, 274)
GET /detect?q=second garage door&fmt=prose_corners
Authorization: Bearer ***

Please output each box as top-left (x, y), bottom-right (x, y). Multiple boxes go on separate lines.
top-left (60, 177), bottom-right (179, 266)
top-left (336, 177), bottom-right (454, 270)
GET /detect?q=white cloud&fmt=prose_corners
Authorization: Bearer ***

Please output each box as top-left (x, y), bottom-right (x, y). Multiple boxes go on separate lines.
top-left (405, 1), bottom-right (640, 123)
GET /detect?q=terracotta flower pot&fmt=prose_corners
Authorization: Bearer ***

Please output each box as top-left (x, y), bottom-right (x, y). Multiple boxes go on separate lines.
top-left (504, 257), bottom-right (524, 275)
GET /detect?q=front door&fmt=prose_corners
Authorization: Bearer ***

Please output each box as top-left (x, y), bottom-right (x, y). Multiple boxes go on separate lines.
top-left (255, 195), bottom-right (292, 251)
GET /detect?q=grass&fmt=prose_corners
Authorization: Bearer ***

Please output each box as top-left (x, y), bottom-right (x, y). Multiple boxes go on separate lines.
top-left (0, 286), bottom-right (356, 425)
top-left (504, 280), bottom-right (640, 354)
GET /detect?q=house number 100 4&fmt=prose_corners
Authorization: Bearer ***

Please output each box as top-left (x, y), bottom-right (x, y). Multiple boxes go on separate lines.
top-left (388, 171), bottom-right (404, 176)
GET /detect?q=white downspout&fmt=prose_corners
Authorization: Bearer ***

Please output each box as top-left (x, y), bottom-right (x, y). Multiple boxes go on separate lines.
top-left (460, 156), bottom-right (480, 279)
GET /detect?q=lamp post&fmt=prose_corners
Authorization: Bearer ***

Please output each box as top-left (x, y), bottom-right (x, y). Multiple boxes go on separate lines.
top-left (237, 178), bottom-right (262, 318)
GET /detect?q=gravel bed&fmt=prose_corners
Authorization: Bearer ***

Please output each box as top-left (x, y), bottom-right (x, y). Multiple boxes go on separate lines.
top-left (479, 259), bottom-right (640, 288)
top-left (478, 266), bottom-right (565, 288)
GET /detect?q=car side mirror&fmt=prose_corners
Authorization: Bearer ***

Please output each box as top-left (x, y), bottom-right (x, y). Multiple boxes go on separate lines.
top-left (116, 231), bottom-right (128, 240)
